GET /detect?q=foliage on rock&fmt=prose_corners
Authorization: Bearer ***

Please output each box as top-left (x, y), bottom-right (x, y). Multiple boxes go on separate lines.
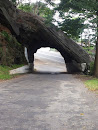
top-left (0, 24), bottom-right (26, 66)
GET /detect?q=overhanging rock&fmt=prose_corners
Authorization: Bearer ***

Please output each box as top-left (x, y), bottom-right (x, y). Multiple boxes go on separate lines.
top-left (0, 0), bottom-right (91, 72)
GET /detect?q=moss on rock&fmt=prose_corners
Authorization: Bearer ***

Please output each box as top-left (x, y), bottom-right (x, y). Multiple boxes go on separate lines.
top-left (0, 24), bottom-right (26, 66)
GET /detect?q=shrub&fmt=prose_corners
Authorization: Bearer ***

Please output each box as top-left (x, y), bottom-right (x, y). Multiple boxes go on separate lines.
top-left (89, 62), bottom-right (94, 75)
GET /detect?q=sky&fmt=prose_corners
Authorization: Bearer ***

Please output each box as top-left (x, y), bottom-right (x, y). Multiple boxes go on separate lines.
top-left (23, 0), bottom-right (60, 4)
top-left (23, 0), bottom-right (44, 3)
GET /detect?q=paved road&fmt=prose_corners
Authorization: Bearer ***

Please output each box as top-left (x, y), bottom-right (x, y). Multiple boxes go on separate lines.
top-left (0, 73), bottom-right (98, 130)
top-left (0, 52), bottom-right (98, 130)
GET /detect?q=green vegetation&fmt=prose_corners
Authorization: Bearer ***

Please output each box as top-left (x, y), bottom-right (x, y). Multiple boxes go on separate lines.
top-left (83, 46), bottom-right (94, 51)
top-left (83, 46), bottom-right (95, 58)
top-left (0, 64), bottom-right (24, 80)
top-left (0, 31), bottom-right (26, 66)
top-left (18, 2), bottom-right (55, 25)
top-left (82, 46), bottom-right (95, 76)
top-left (85, 79), bottom-right (98, 91)
top-left (58, 17), bottom-right (85, 40)
top-left (46, 0), bottom-right (98, 77)
top-left (89, 62), bottom-right (95, 75)
top-left (18, 3), bottom-right (32, 12)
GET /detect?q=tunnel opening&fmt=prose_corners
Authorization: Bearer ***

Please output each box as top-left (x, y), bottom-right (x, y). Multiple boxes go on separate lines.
top-left (25, 47), bottom-right (67, 74)
top-left (34, 47), bottom-right (67, 74)
top-left (25, 46), bottom-right (83, 74)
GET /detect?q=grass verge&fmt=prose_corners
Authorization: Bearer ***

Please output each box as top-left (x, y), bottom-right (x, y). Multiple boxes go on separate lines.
top-left (74, 74), bottom-right (98, 92)
top-left (0, 64), bottom-right (24, 80)
top-left (85, 79), bottom-right (98, 91)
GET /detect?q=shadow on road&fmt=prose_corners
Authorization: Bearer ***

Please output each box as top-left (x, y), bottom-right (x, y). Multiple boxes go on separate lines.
top-left (30, 70), bottom-right (78, 75)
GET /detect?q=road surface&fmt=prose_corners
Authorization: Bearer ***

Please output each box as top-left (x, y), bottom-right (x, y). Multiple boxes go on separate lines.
top-left (0, 50), bottom-right (98, 130)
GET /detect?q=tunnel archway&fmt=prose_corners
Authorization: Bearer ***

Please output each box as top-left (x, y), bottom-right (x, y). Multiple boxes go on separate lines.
top-left (0, 0), bottom-right (91, 74)
top-left (25, 47), bottom-right (66, 73)
top-left (26, 46), bottom-right (83, 73)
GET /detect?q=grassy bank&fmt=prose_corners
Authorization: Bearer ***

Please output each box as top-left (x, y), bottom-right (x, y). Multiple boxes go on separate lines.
top-left (0, 64), bottom-right (24, 80)
top-left (85, 78), bottom-right (98, 91)
top-left (75, 74), bottom-right (98, 92)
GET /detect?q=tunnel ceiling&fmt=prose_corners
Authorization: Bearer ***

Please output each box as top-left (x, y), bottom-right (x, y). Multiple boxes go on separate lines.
top-left (0, 0), bottom-right (91, 66)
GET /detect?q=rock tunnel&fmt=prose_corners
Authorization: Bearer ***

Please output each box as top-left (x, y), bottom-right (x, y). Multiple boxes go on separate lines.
top-left (0, 0), bottom-right (91, 73)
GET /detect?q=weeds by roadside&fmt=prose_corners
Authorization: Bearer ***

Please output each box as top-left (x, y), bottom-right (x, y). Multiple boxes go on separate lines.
top-left (75, 74), bottom-right (98, 92)
top-left (85, 79), bottom-right (98, 91)
top-left (0, 64), bottom-right (24, 80)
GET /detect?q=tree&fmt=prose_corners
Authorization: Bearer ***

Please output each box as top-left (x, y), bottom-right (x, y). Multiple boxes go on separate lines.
top-left (18, 2), bottom-right (55, 25)
top-left (46, 0), bottom-right (98, 77)
top-left (94, 23), bottom-right (98, 77)
top-left (58, 17), bottom-right (85, 41)
top-left (10, 0), bottom-right (25, 6)
top-left (18, 3), bottom-right (32, 12)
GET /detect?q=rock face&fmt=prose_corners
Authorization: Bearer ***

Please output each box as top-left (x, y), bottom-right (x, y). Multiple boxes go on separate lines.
top-left (0, 0), bottom-right (91, 72)
top-left (0, 24), bottom-right (26, 65)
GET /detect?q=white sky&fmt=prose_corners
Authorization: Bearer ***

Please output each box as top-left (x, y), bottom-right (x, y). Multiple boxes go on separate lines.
top-left (23, 0), bottom-right (60, 4)
top-left (23, 0), bottom-right (44, 3)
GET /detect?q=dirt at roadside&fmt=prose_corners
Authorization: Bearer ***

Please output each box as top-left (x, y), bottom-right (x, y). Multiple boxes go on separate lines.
top-left (74, 74), bottom-right (98, 94)
top-left (74, 74), bottom-right (95, 82)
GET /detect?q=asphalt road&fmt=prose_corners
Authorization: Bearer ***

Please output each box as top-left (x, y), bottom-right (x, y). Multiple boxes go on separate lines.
top-left (0, 51), bottom-right (98, 130)
top-left (0, 75), bottom-right (98, 130)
